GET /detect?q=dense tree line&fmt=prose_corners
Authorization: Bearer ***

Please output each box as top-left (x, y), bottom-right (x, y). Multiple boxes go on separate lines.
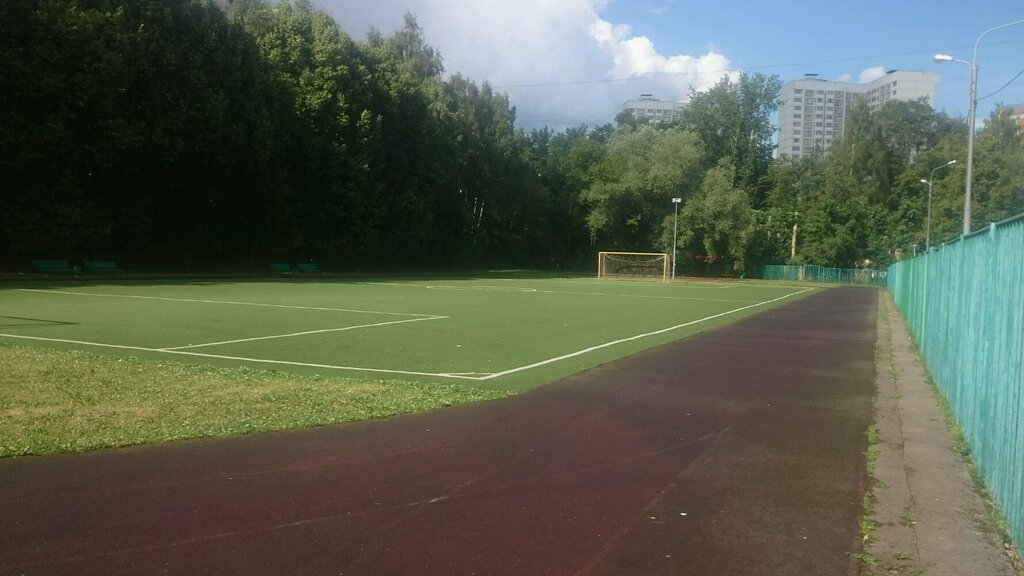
top-left (765, 100), bottom-right (1023, 268)
top-left (1, 0), bottom-right (544, 269)
top-left (2, 0), bottom-right (1021, 273)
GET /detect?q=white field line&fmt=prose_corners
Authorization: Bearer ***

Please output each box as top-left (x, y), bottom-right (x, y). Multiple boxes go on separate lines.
top-left (0, 333), bottom-right (485, 380)
top-left (477, 287), bottom-right (815, 380)
top-left (2, 286), bottom-right (814, 381)
top-left (15, 289), bottom-right (438, 317)
top-left (356, 282), bottom-right (763, 304)
top-left (162, 316), bottom-right (446, 351)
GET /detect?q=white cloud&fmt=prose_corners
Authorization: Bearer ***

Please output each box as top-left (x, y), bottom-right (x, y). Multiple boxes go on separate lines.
top-left (590, 18), bottom-right (734, 91)
top-left (836, 73), bottom-right (852, 83)
top-left (318, 0), bottom-right (736, 130)
top-left (858, 67), bottom-right (887, 84)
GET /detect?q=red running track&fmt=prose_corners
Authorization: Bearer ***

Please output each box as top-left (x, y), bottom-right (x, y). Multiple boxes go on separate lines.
top-left (0, 287), bottom-right (877, 575)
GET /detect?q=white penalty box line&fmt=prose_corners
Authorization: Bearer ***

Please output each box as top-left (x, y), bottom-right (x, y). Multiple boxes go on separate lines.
top-left (14, 288), bottom-right (449, 351)
top-left (162, 315), bottom-right (444, 351)
top-left (0, 333), bottom-right (480, 380)
top-left (2, 287), bottom-right (813, 381)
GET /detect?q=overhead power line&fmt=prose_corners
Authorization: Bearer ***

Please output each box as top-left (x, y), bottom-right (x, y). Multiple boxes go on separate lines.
top-left (979, 67), bottom-right (1024, 101)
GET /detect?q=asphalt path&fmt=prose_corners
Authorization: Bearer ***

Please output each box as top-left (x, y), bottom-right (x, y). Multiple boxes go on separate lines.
top-left (0, 287), bottom-right (878, 575)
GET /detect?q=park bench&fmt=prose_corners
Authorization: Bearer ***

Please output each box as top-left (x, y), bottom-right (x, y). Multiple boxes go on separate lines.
top-left (84, 260), bottom-right (123, 273)
top-left (32, 259), bottom-right (78, 273)
top-left (269, 262), bottom-right (293, 274)
top-left (296, 262), bottom-right (321, 273)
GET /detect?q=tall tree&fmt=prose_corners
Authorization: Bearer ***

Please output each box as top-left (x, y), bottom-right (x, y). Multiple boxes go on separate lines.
top-left (971, 107), bottom-right (1024, 228)
top-left (678, 72), bottom-right (782, 199)
top-left (581, 126), bottom-right (702, 250)
top-left (677, 159), bottom-right (757, 271)
top-left (1, 0), bottom-right (297, 265)
top-left (761, 155), bottom-right (826, 263)
top-left (440, 75), bottom-right (538, 266)
top-left (528, 125), bottom-right (605, 267)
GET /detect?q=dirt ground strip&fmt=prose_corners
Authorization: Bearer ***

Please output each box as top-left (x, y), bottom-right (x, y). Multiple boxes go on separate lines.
top-left (866, 291), bottom-right (1019, 576)
top-left (0, 287), bottom-right (878, 576)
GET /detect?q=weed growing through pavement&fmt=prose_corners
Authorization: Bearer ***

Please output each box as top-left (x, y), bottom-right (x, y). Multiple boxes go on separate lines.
top-left (899, 511), bottom-right (918, 527)
top-left (850, 552), bottom-right (877, 567)
top-left (859, 424), bottom-right (880, 549)
top-left (856, 301), bottom-right (888, 571)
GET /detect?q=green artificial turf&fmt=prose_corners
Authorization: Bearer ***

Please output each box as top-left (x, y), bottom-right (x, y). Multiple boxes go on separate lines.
top-left (0, 274), bottom-right (818, 455)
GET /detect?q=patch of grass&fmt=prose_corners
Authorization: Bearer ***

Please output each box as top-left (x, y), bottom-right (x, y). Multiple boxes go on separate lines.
top-left (860, 496), bottom-right (877, 543)
top-left (850, 552), bottom-right (877, 567)
top-left (860, 297), bottom-right (887, 564)
top-left (865, 425), bottom-right (880, 476)
top-left (860, 424), bottom-right (880, 548)
top-left (900, 511), bottom-right (918, 527)
top-left (0, 343), bottom-right (512, 457)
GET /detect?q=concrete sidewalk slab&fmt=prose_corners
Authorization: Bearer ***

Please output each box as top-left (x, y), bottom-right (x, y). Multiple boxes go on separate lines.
top-left (866, 291), bottom-right (1018, 575)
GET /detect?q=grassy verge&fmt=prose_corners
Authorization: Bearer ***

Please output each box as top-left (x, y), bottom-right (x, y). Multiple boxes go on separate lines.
top-left (851, 432), bottom-right (881, 569)
top-left (0, 343), bottom-right (512, 458)
top-left (925, 374), bottom-right (1023, 571)
top-left (854, 293), bottom-right (886, 572)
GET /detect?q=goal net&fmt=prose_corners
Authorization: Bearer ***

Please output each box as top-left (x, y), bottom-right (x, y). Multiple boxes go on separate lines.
top-left (597, 252), bottom-right (669, 282)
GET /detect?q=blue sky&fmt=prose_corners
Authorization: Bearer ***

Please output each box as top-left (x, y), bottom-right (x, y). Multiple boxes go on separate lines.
top-left (322, 0), bottom-right (1024, 131)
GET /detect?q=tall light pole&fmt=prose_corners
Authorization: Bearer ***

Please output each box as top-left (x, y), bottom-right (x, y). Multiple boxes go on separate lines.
top-left (934, 18), bottom-right (1024, 236)
top-left (919, 160), bottom-right (957, 251)
top-left (671, 197), bottom-right (681, 280)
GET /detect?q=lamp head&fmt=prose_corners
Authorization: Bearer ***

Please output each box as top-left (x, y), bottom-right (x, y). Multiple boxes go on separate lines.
top-left (920, 179), bottom-right (929, 184)
top-left (947, 159), bottom-right (957, 166)
top-left (933, 54), bottom-right (955, 63)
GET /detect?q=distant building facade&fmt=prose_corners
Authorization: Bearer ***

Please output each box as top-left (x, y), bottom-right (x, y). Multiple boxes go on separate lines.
top-left (621, 94), bottom-right (686, 125)
top-left (777, 70), bottom-right (936, 159)
top-left (1007, 104), bottom-right (1024, 139)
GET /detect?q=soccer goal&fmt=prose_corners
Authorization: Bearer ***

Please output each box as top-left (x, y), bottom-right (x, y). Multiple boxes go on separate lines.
top-left (597, 252), bottom-right (669, 282)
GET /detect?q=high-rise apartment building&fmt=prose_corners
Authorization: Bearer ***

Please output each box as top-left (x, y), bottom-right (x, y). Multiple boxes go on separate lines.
top-left (621, 94), bottom-right (686, 125)
top-left (1007, 104), bottom-right (1024, 139)
top-left (777, 70), bottom-right (936, 159)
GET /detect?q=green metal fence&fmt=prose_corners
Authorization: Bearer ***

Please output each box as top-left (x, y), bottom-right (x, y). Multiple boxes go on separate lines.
top-left (887, 213), bottom-right (1024, 551)
top-left (763, 264), bottom-right (887, 286)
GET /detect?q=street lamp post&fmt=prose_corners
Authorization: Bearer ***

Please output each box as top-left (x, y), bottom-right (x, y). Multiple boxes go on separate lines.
top-left (919, 160), bottom-right (957, 251)
top-left (934, 18), bottom-right (1024, 236)
top-left (671, 197), bottom-right (681, 281)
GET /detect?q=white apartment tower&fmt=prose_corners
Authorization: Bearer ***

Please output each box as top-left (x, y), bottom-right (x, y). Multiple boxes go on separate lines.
top-left (778, 70), bottom-right (936, 159)
top-left (621, 94), bottom-right (686, 125)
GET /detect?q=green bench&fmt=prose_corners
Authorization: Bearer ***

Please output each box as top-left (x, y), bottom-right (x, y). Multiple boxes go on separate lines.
top-left (296, 262), bottom-right (321, 273)
top-left (269, 263), bottom-right (293, 274)
top-left (32, 259), bottom-right (78, 273)
top-left (84, 260), bottom-right (123, 273)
